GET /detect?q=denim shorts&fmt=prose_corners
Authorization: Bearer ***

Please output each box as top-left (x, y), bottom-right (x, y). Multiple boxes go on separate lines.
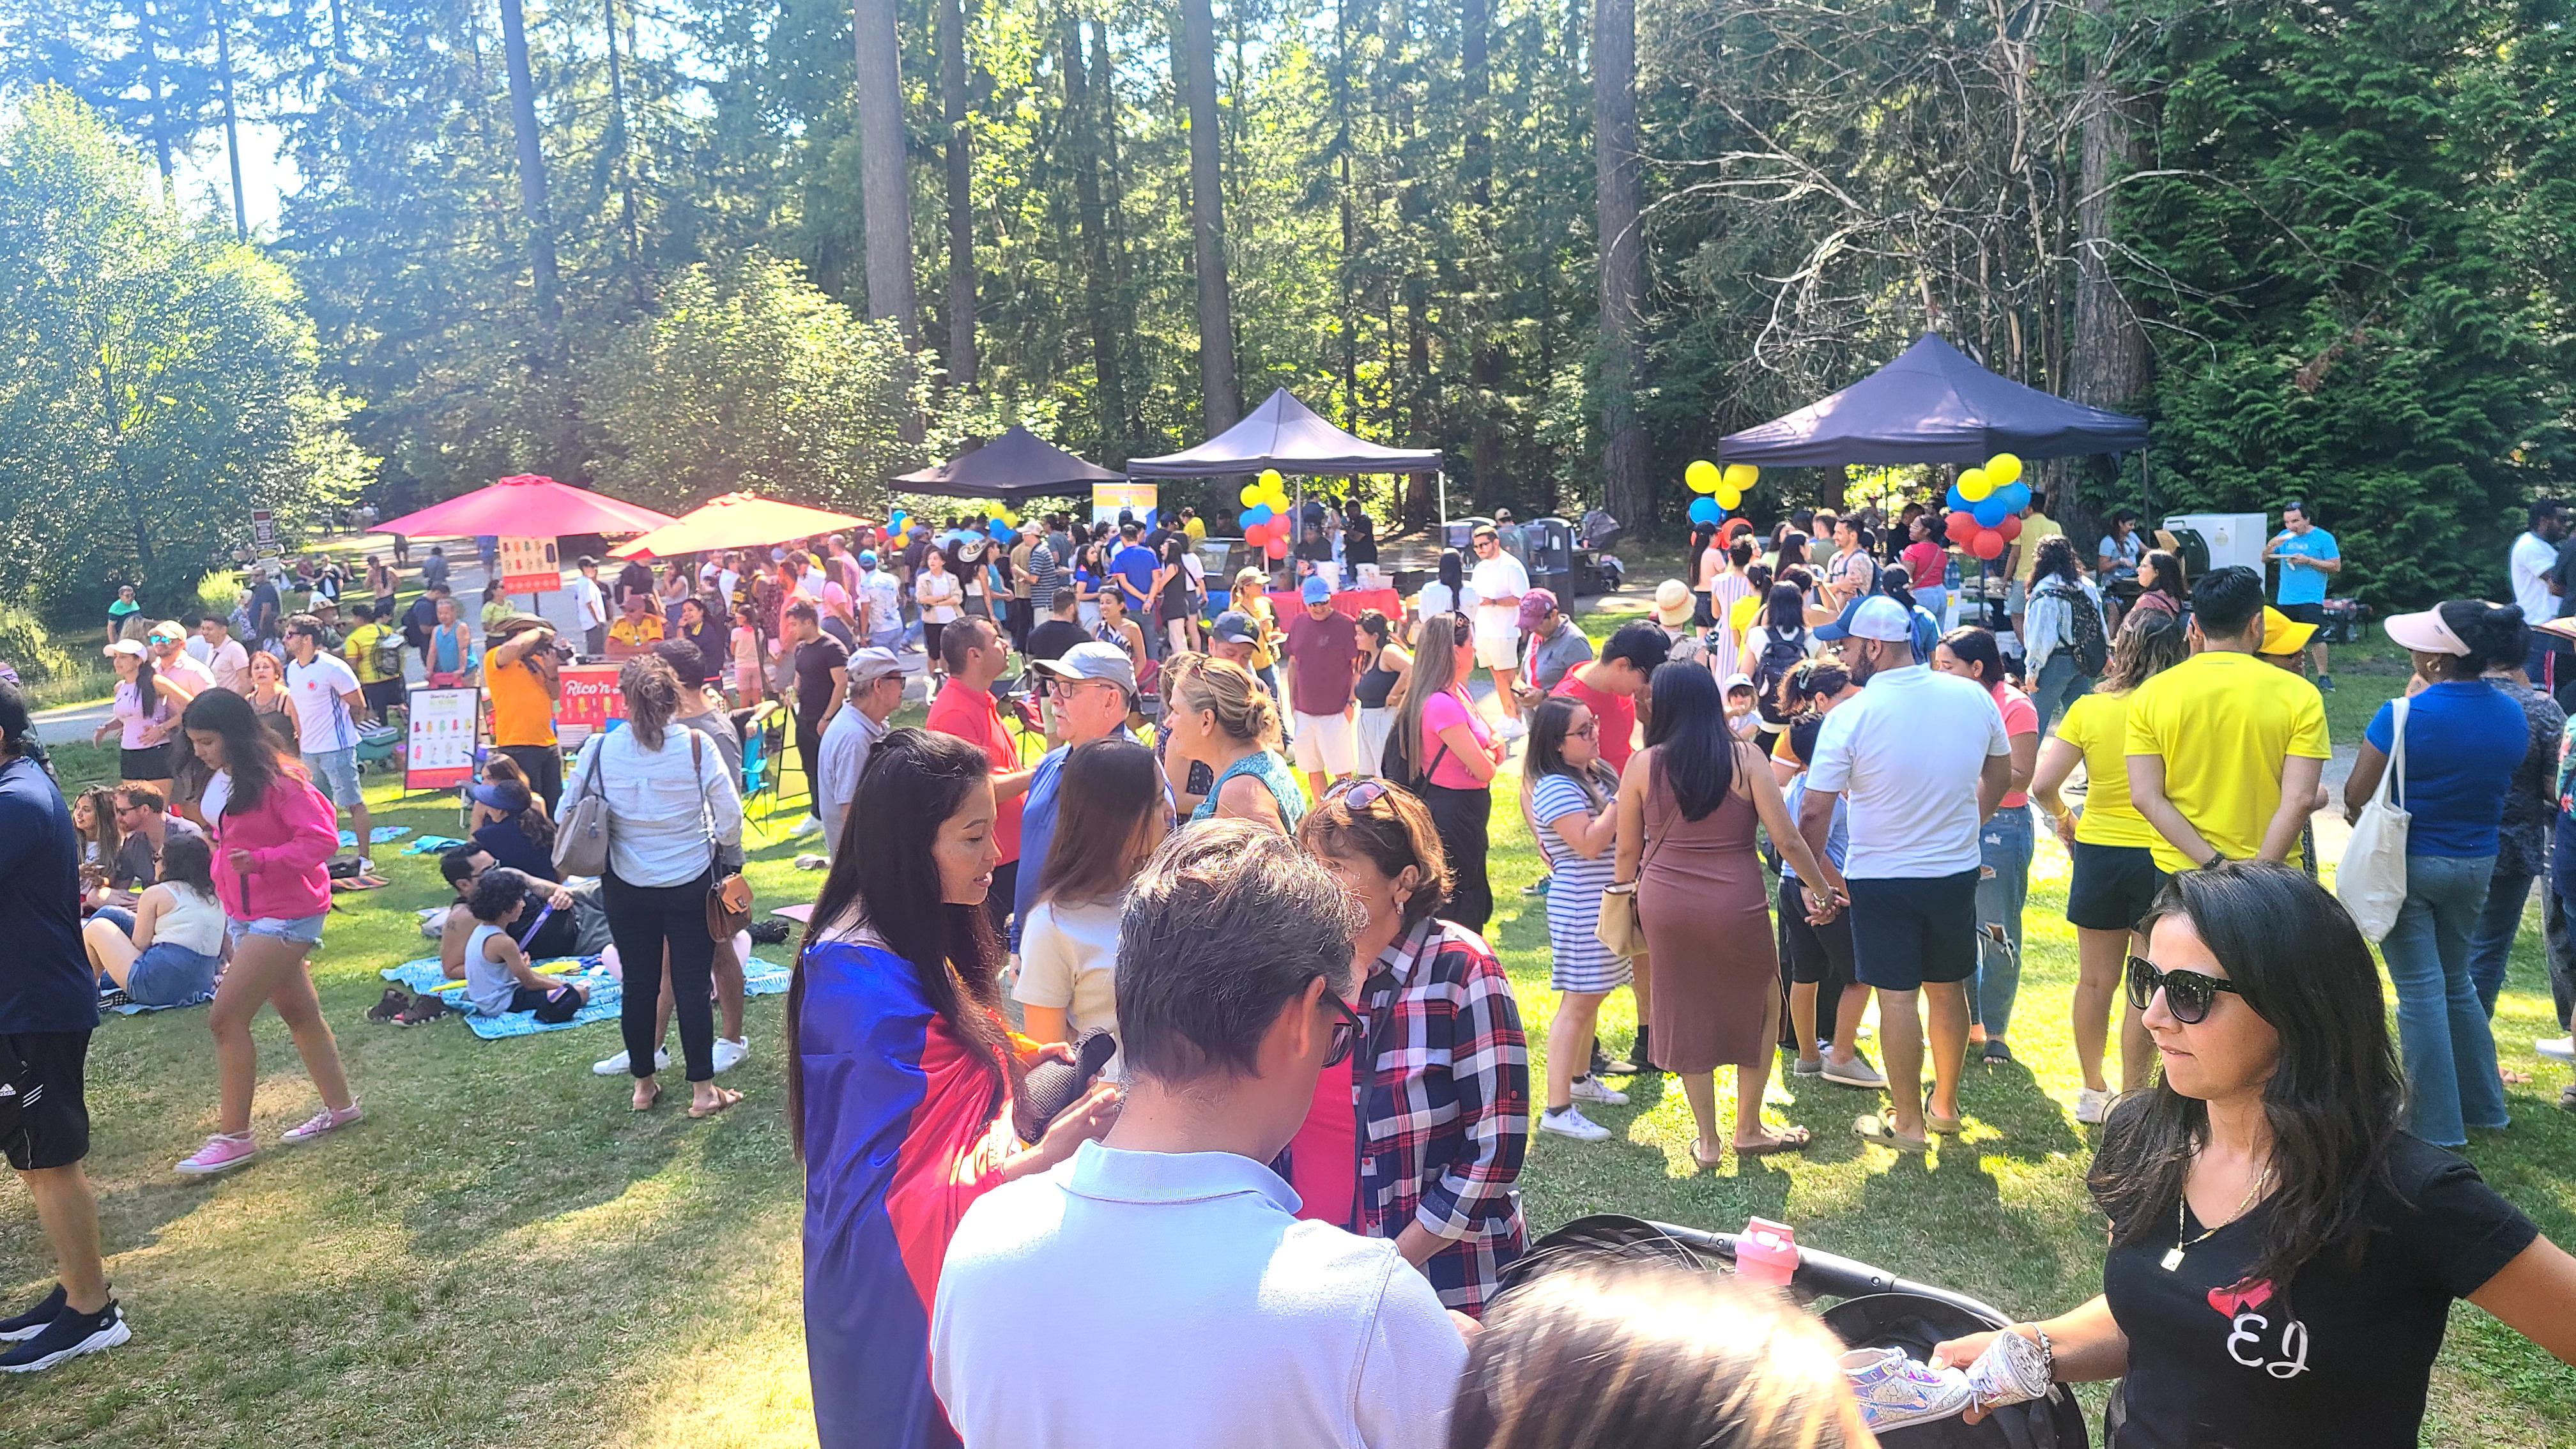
top-left (303, 746), bottom-right (364, 806)
top-left (231, 913), bottom-right (326, 947)
top-left (127, 942), bottom-right (221, 1006)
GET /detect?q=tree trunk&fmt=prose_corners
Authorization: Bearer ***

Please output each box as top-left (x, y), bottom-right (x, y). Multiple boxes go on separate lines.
top-left (1062, 15), bottom-right (1126, 459)
top-left (938, 0), bottom-right (976, 390)
top-left (327, 0), bottom-right (348, 61)
top-left (1096, 20), bottom-right (1143, 447)
top-left (1462, 0), bottom-right (1503, 510)
top-left (2064, 0), bottom-right (2151, 553)
top-left (852, 0), bottom-right (918, 339)
top-left (138, 0), bottom-right (172, 189)
top-left (496, 0), bottom-right (562, 330)
top-left (1177, 0), bottom-right (1239, 434)
top-left (1592, 0), bottom-right (1650, 530)
top-left (211, 0), bottom-right (248, 240)
top-left (603, 0), bottom-right (642, 282)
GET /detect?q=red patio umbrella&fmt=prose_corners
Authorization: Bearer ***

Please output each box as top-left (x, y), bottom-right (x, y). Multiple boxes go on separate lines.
top-left (610, 493), bottom-right (872, 560)
top-left (372, 474), bottom-right (677, 539)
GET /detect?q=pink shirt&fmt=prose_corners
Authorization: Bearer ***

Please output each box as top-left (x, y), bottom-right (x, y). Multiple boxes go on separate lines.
top-left (1991, 682), bottom-right (2038, 808)
top-left (1418, 687), bottom-right (1494, 791)
top-left (1903, 539), bottom-right (1949, 592)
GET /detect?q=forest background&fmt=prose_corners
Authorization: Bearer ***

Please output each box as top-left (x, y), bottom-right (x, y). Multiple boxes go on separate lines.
top-left (6, 0), bottom-right (2576, 629)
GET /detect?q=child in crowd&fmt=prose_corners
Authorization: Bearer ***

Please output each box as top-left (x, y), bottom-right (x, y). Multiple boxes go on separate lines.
top-left (730, 614), bottom-right (763, 707)
top-left (463, 868), bottom-right (589, 1021)
top-left (1722, 673), bottom-right (1762, 740)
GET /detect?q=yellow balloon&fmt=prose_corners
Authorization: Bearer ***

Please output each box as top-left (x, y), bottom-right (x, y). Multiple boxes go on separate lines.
top-left (1723, 463), bottom-right (1758, 491)
top-left (1240, 483), bottom-right (1264, 509)
top-left (1986, 453), bottom-right (2023, 486)
top-left (1714, 487), bottom-right (1742, 511)
top-left (1959, 469), bottom-right (1992, 502)
top-left (1259, 468), bottom-right (1285, 491)
top-left (1685, 460), bottom-right (1721, 494)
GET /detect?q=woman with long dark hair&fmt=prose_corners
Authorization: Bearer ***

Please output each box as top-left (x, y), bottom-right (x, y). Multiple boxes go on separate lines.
top-left (2129, 548), bottom-right (2187, 622)
top-left (169, 689), bottom-right (359, 1176)
top-left (2340, 601), bottom-right (2533, 1146)
top-left (1931, 863), bottom-right (2576, 1447)
top-left (1525, 696), bottom-right (1631, 1142)
top-left (2032, 608), bottom-right (2192, 1122)
top-left (792, 728), bottom-right (1117, 1449)
top-left (1418, 548), bottom-right (1471, 620)
top-left (564, 654), bottom-right (743, 1116)
top-left (1013, 736), bottom-right (1170, 1063)
top-left (1933, 625), bottom-right (2040, 1061)
top-left (1613, 664), bottom-right (1840, 1165)
top-left (1388, 613), bottom-right (1505, 930)
top-left (2023, 533), bottom-right (2107, 735)
top-left (93, 640), bottom-right (173, 796)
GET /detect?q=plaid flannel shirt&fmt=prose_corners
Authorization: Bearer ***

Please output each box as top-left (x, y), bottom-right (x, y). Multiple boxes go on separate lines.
top-left (1356, 916), bottom-right (1530, 1315)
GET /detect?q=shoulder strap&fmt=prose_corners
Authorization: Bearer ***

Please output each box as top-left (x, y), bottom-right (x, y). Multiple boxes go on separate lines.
top-left (2382, 694), bottom-right (2409, 811)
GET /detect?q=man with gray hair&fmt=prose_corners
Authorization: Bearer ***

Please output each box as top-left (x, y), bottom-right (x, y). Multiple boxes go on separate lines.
top-left (933, 821), bottom-right (1467, 1448)
top-left (814, 647), bottom-right (907, 854)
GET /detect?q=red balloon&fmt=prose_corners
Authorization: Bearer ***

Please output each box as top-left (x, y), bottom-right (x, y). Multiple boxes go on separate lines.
top-left (1995, 514), bottom-right (2025, 543)
top-left (1245, 520), bottom-right (1270, 546)
top-left (1265, 536), bottom-right (1290, 560)
top-left (1945, 510), bottom-right (1980, 541)
top-left (1970, 529), bottom-right (2007, 560)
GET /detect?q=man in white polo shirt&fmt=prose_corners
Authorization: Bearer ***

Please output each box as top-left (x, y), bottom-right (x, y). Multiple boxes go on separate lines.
top-left (1798, 596), bottom-right (2012, 1154)
top-left (932, 821), bottom-right (1465, 1449)
top-left (1466, 523), bottom-right (1531, 739)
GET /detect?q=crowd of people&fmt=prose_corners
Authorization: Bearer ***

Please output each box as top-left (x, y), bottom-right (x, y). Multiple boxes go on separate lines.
top-left (8, 488), bottom-right (2576, 1449)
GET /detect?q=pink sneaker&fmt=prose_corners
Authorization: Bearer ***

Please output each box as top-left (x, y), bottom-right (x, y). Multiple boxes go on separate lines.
top-left (174, 1133), bottom-right (258, 1176)
top-left (280, 1103), bottom-right (364, 1144)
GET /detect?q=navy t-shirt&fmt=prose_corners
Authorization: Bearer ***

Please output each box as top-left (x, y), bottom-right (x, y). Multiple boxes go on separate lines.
top-left (0, 755), bottom-right (98, 1035)
top-left (2365, 681), bottom-right (2529, 857)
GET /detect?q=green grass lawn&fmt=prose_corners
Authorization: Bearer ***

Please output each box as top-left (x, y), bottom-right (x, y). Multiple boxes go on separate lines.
top-left (7, 630), bottom-right (2575, 1446)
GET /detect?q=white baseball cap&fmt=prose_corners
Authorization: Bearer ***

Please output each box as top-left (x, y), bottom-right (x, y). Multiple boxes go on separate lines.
top-left (1844, 596), bottom-right (1915, 643)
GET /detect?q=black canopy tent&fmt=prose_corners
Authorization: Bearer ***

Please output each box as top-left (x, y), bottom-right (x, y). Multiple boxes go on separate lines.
top-left (891, 424), bottom-right (1127, 505)
top-left (1718, 333), bottom-right (2149, 466)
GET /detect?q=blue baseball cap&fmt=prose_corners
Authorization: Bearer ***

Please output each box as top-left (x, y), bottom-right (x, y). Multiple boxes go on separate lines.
top-left (1301, 575), bottom-right (1333, 604)
top-left (857, 550), bottom-right (878, 568)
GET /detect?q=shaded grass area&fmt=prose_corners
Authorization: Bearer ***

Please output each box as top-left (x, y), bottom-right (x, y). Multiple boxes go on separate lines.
top-left (8, 640), bottom-right (2576, 1446)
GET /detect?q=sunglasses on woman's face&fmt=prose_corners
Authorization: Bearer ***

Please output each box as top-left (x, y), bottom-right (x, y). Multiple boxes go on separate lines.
top-left (2126, 956), bottom-right (2243, 1025)
top-left (1321, 988), bottom-right (1366, 1068)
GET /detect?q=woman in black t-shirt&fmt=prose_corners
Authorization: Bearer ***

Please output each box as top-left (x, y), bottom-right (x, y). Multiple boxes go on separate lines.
top-left (1933, 862), bottom-right (2576, 1448)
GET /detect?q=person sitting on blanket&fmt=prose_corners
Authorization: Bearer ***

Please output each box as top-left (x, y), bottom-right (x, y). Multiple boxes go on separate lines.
top-left (437, 848), bottom-right (604, 976)
top-left (461, 868), bottom-right (590, 1021)
top-left (84, 831), bottom-right (225, 1008)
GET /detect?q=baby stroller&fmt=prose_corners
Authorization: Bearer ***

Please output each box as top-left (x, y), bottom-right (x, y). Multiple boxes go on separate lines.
top-left (1499, 1215), bottom-right (2092, 1448)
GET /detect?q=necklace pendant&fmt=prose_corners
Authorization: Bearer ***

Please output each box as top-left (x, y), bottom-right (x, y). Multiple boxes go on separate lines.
top-left (2160, 1246), bottom-right (2188, 1272)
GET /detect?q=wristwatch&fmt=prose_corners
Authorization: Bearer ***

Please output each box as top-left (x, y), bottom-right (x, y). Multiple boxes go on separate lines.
top-left (2202, 851), bottom-right (2227, 871)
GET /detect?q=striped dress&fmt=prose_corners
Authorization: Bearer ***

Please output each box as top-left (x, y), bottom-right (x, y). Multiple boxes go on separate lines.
top-left (1707, 571), bottom-right (1757, 681)
top-left (1531, 770), bottom-right (1630, 993)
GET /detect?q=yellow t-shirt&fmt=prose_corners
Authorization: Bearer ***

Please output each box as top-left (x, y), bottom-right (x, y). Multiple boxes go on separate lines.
top-left (610, 614), bottom-right (666, 648)
top-left (342, 623), bottom-right (388, 685)
top-left (2122, 651), bottom-right (2331, 871)
top-left (1183, 518), bottom-right (1208, 544)
top-left (1728, 594), bottom-right (1763, 651)
top-left (2054, 691), bottom-right (2156, 849)
top-left (2014, 512), bottom-right (2066, 583)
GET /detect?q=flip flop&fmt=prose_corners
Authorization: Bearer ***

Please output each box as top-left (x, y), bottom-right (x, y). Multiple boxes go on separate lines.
top-left (1854, 1113), bottom-right (1929, 1154)
top-left (1736, 1125), bottom-right (1811, 1157)
top-left (688, 1087), bottom-right (744, 1119)
top-left (631, 1082), bottom-right (662, 1112)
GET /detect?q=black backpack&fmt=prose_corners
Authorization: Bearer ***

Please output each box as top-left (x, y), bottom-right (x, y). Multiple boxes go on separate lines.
top-left (1751, 627), bottom-right (1809, 725)
top-left (2043, 581), bottom-right (2108, 675)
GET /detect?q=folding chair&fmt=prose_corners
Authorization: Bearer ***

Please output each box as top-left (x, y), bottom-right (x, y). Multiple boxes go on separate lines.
top-left (739, 702), bottom-right (794, 839)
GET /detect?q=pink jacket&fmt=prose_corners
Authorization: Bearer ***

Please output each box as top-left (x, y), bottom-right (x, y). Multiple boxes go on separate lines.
top-left (208, 765), bottom-right (341, 921)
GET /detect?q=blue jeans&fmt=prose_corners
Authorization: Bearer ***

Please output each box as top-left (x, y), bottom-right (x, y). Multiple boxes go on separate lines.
top-left (1972, 804), bottom-right (2034, 1040)
top-left (2382, 853), bottom-right (2509, 1145)
top-left (2467, 866), bottom-right (2535, 1016)
top-left (2028, 653), bottom-right (2092, 739)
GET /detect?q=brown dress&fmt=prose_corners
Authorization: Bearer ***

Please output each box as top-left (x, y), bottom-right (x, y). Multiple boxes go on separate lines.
top-left (1637, 746), bottom-right (1779, 1072)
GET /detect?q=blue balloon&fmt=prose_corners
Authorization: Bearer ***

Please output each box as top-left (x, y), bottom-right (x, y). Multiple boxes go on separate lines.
top-left (889, 510), bottom-right (907, 526)
top-left (1972, 496), bottom-right (2010, 528)
top-left (1687, 497), bottom-right (1722, 526)
top-left (1947, 485), bottom-right (1972, 512)
top-left (1242, 503), bottom-right (1275, 526)
top-left (988, 519), bottom-right (1013, 542)
top-left (1994, 481), bottom-right (2032, 514)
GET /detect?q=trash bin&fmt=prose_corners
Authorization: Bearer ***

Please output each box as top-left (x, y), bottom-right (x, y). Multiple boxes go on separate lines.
top-left (1526, 516), bottom-right (1575, 598)
top-left (1442, 516), bottom-right (1494, 552)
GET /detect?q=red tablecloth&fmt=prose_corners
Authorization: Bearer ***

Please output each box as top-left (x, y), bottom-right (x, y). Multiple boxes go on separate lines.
top-left (1264, 588), bottom-right (1402, 622)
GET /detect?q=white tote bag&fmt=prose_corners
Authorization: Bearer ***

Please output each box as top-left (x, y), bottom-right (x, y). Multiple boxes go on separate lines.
top-left (2337, 694), bottom-right (2410, 942)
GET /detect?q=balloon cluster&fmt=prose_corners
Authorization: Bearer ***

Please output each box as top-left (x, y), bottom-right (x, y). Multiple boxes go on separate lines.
top-left (1683, 460), bottom-right (1758, 526)
top-left (885, 508), bottom-right (914, 549)
top-left (1238, 469), bottom-right (1295, 560)
top-left (982, 498), bottom-right (1027, 543)
top-left (1940, 454), bottom-right (2030, 560)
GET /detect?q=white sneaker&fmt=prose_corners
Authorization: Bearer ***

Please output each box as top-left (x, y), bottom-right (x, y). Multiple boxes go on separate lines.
top-left (2538, 1036), bottom-right (2575, 1063)
top-left (2075, 1086), bottom-right (2113, 1124)
top-left (1494, 717), bottom-right (1528, 741)
top-left (356, 856), bottom-right (374, 875)
top-left (792, 815), bottom-right (824, 838)
top-left (712, 1037), bottom-right (750, 1074)
top-left (1569, 1075), bottom-right (1630, 1106)
top-left (592, 1046), bottom-right (671, 1077)
top-left (1539, 1107), bottom-right (1611, 1141)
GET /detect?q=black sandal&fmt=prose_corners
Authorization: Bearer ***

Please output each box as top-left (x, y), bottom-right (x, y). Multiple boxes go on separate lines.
top-left (394, 993), bottom-right (448, 1025)
top-left (367, 987), bottom-right (410, 1023)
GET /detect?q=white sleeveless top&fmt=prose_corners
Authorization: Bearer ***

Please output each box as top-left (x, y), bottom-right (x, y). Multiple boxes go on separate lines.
top-left (153, 884), bottom-right (226, 956)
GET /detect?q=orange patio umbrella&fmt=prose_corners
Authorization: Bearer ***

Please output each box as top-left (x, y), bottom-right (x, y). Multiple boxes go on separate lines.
top-left (611, 493), bottom-right (873, 560)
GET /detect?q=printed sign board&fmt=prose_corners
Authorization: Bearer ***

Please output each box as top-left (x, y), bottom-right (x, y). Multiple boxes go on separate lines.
top-left (1091, 482), bottom-right (1158, 530)
top-left (498, 535), bottom-right (564, 595)
top-left (402, 686), bottom-right (481, 790)
top-left (555, 663), bottom-right (627, 747)
top-left (252, 508), bottom-right (282, 560)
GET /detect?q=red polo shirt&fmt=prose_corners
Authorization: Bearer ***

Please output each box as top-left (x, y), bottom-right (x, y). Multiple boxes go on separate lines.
top-left (926, 679), bottom-right (1025, 863)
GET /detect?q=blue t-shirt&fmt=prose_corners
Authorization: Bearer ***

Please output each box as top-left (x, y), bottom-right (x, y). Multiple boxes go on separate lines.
top-left (1012, 728), bottom-right (1158, 949)
top-left (2366, 682), bottom-right (2529, 857)
top-left (1780, 772), bottom-right (1849, 882)
top-left (1110, 544), bottom-right (1159, 607)
top-left (2273, 527), bottom-right (2338, 606)
top-left (0, 755), bottom-right (98, 1035)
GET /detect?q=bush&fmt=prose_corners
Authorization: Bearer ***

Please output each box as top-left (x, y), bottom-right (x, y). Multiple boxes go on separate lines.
top-left (195, 567), bottom-right (243, 622)
top-left (0, 599), bottom-right (73, 682)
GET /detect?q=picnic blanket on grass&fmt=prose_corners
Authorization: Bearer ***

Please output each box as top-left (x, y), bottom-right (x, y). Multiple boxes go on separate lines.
top-left (102, 989), bottom-right (213, 1016)
top-left (381, 953), bottom-right (793, 1041)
